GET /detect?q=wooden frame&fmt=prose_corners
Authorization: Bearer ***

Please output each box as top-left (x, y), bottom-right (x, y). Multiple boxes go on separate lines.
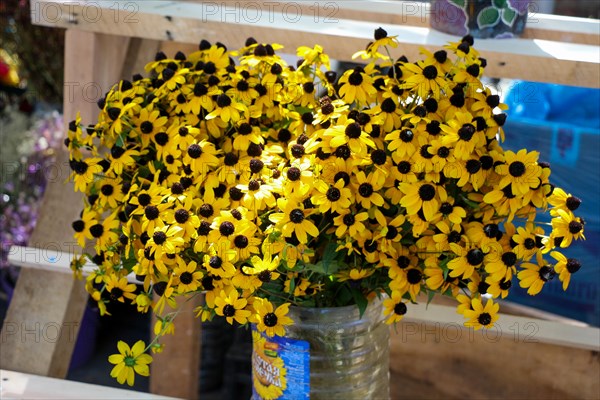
top-left (30, 0), bottom-right (600, 87)
top-left (0, 369), bottom-right (177, 399)
top-left (9, 1), bottom-right (598, 398)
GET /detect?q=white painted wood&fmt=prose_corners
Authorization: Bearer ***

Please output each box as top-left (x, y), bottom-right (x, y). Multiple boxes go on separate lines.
top-left (32, 0), bottom-right (600, 64)
top-left (29, 0), bottom-right (600, 87)
top-left (7, 246), bottom-right (138, 284)
top-left (404, 302), bottom-right (600, 351)
top-left (0, 369), bottom-right (180, 400)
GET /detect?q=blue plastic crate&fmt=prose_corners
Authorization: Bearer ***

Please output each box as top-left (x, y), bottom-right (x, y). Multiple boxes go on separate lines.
top-left (502, 83), bottom-right (600, 326)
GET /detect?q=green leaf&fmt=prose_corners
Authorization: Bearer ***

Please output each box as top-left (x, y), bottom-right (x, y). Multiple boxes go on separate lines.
top-left (501, 7), bottom-right (517, 26)
top-left (116, 133), bottom-right (126, 148)
top-left (477, 6), bottom-right (500, 29)
top-left (317, 241), bottom-right (341, 275)
top-left (427, 290), bottom-right (436, 305)
top-left (288, 276), bottom-right (296, 295)
top-left (493, 0), bottom-right (507, 9)
top-left (336, 286), bottom-right (353, 306)
top-left (122, 256), bottom-right (137, 272)
top-left (306, 260), bottom-right (341, 276)
top-left (449, 0), bottom-right (466, 8)
top-left (351, 289), bottom-right (368, 317)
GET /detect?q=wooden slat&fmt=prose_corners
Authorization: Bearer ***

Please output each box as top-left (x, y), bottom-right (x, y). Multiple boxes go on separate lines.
top-left (0, 369), bottom-right (179, 400)
top-left (0, 269), bottom-right (87, 378)
top-left (389, 320), bottom-right (600, 399)
top-left (403, 302), bottom-right (600, 350)
top-left (150, 296), bottom-right (203, 400)
top-left (120, 38), bottom-right (162, 81)
top-left (30, 30), bottom-right (132, 254)
top-left (30, 0), bottom-right (600, 87)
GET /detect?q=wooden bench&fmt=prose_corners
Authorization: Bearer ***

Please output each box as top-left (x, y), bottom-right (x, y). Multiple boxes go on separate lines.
top-left (4, 1), bottom-right (598, 399)
top-left (0, 369), bottom-right (178, 399)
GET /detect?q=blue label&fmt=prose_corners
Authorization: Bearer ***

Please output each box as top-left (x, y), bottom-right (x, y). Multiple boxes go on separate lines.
top-left (251, 326), bottom-right (310, 399)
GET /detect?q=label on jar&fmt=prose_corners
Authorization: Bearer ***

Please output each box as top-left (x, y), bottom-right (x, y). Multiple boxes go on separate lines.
top-left (251, 326), bottom-right (309, 400)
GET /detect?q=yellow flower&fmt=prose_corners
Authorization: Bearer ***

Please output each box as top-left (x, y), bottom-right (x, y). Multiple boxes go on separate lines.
top-left (551, 251), bottom-right (582, 291)
top-left (447, 243), bottom-right (487, 280)
top-left (495, 149), bottom-right (542, 196)
top-left (70, 157), bottom-right (104, 193)
top-left (324, 121), bottom-right (375, 154)
top-left (214, 288), bottom-right (251, 325)
top-left (338, 67), bottom-right (377, 106)
top-left (104, 274), bottom-right (137, 303)
top-left (383, 291), bottom-right (407, 324)
top-left (311, 179), bottom-right (352, 214)
top-left (252, 299), bottom-right (293, 337)
top-left (108, 340), bottom-right (152, 386)
top-left (174, 259), bottom-right (203, 293)
top-left (518, 253), bottom-right (556, 295)
top-left (206, 93), bottom-right (248, 123)
top-left (269, 198), bottom-right (319, 245)
top-left (462, 298), bottom-right (499, 330)
top-left (399, 181), bottom-right (447, 222)
top-left (550, 208), bottom-right (586, 248)
top-left (400, 59), bottom-right (448, 99)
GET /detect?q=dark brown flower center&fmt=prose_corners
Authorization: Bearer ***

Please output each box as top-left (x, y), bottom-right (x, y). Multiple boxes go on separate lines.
top-left (394, 302), bottom-right (407, 315)
top-left (509, 161), bottom-right (525, 177)
top-left (466, 248), bottom-right (484, 265)
top-left (478, 312), bottom-right (492, 326)
top-left (222, 304), bottom-right (236, 317)
top-left (219, 221), bottom-right (235, 236)
top-left (263, 312), bottom-right (278, 327)
top-left (290, 209), bottom-right (305, 223)
top-left (180, 272), bottom-right (193, 284)
top-left (418, 184), bottom-right (435, 201)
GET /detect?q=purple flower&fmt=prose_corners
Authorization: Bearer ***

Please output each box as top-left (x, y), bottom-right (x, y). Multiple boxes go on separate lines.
top-left (431, 0), bottom-right (469, 37)
top-left (508, 0), bottom-right (531, 15)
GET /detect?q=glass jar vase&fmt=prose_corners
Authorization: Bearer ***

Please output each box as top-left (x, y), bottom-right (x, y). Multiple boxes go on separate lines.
top-left (251, 296), bottom-right (389, 400)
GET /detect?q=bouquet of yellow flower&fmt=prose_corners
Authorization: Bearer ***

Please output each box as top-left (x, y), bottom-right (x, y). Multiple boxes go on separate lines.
top-left (67, 28), bottom-right (585, 385)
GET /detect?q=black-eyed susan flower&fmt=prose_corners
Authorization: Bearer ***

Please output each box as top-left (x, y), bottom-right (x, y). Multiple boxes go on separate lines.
top-left (462, 297), bottom-right (499, 330)
top-left (173, 258), bottom-right (204, 293)
top-left (440, 112), bottom-right (484, 158)
top-left (495, 149), bottom-right (542, 196)
top-left (108, 340), bottom-right (152, 386)
top-left (269, 198), bottom-right (319, 244)
top-left (511, 226), bottom-right (540, 261)
top-left (333, 211), bottom-right (369, 239)
top-left (517, 251), bottom-right (556, 295)
top-left (312, 179), bottom-right (352, 214)
top-left (400, 59), bottom-right (448, 99)
top-left (325, 121), bottom-right (375, 154)
top-left (104, 274), bottom-right (137, 303)
top-left (70, 157), bottom-right (104, 193)
top-left (550, 208), bottom-right (586, 248)
top-left (383, 291), bottom-right (407, 324)
top-left (243, 254), bottom-right (281, 281)
top-left (214, 288), bottom-right (251, 324)
top-left (206, 93), bottom-right (248, 123)
top-left (338, 66), bottom-right (377, 106)
top-left (89, 214), bottom-right (120, 251)
top-left (252, 299), bottom-right (293, 337)
top-left (400, 181), bottom-right (446, 222)
top-left (447, 243), bottom-right (488, 280)
top-left (551, 251), bottom-right (582, 290)
top-left (353, 171), bottom-right (385, 209)
top-left (146, 224), bottom-right (185, 260)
